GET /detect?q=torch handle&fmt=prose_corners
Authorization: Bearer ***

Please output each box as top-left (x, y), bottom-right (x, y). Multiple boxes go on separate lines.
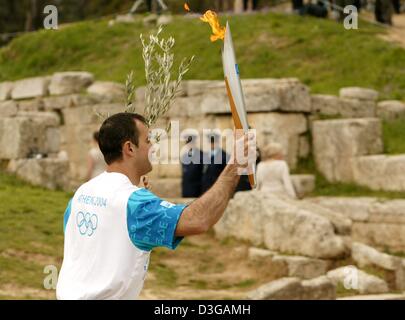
top-left (224, 77), bottom-right (256, 189)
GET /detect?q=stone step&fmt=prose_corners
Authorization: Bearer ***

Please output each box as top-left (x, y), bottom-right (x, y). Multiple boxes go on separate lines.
top-left (353, 154), bottom-right (405, 192)
top-left (338, 293), bottom-right (405, 300)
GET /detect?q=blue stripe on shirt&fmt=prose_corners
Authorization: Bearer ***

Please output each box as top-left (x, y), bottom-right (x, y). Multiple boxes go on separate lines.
top-left (127, 189), bottom-right (186, 252)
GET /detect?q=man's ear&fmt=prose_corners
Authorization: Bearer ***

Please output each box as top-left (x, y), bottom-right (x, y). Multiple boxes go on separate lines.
top-left (123, 141), bottom-right (135, 156)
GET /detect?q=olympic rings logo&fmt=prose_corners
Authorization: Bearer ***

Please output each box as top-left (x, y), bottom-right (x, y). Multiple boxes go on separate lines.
top-left (76, 211), bottom-right (98, 236)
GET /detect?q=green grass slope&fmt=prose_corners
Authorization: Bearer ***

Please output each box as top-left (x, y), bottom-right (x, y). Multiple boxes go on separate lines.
top-left (0, 12), bottom-right (404, 100)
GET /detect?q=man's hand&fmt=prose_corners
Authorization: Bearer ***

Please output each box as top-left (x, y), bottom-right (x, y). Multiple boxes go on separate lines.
top-left (229, 129), bottom-right (257, 175)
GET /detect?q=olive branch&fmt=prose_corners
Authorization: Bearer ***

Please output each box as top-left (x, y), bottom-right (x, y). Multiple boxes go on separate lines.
top-left (125, 26), bottom-right (194, 141)
top-left (96, 26), bottom-right (194, 142)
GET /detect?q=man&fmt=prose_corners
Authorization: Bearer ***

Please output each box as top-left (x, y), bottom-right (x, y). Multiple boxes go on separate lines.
top-left (56, 112), bottom-right (255, 300)
top-left (181, 131), bottom-right (204, 198)
top-left (201, 132), bottom-right (230, 194)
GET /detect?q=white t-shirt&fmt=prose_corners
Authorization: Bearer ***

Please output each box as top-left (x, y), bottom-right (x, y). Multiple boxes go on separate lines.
top-left (56, 172), bottom-right (186, 300)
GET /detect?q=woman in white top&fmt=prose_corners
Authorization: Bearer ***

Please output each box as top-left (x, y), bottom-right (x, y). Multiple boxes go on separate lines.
top-left (86, 131), bottom-right (106, 181)
top-left (256, 142), bottom-right (297, 199)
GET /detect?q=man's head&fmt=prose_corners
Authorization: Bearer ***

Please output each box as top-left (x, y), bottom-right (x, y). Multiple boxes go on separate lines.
top-left (98, 113), bottom-right (152, 176)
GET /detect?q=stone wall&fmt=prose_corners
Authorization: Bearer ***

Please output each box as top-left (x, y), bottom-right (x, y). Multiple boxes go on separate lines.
top-left (306, 197), bottom-right (405, 252)
top-left (1, 73), bottom-right (405, 194)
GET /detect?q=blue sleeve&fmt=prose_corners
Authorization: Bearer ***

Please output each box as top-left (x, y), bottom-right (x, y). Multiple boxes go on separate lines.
top-left (63, 199), bottom-right (72, 233)
top-left (127, 189), bottom-right (186, 252)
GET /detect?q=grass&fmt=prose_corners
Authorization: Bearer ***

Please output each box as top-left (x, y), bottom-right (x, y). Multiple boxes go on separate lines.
top-left (0, 12), bottom-right (404, 100)
top-left (383, 117), bottom-right (405, 155)
top-left (0, 172), bottom-right (72, 297)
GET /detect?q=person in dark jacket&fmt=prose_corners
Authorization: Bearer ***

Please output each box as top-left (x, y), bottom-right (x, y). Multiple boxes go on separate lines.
top-left (201, 132), bottom-right (229, 193)
top-left (375, 0), bottom-right (394, 25)
top-left (181, 132), bottom-right (204, 198)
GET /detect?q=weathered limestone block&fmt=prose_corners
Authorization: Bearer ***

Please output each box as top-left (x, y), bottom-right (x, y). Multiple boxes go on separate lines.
top-left (327, 266), bottom-right (389, 294)
top-left (18, 98), bottom-right (44, 112)
top-left (0, 101), bottom-right (18, 117)
top-left (0, 114), bottom-right (60, 159)
top-left (352, 222), bottom-right (405, 253)
top-left (339, 87), bottom-right (379, 101)
top-left (7, 158), bottom-right (69, 190)
top-left (311, 94), bottom-right (376, 118)
top-left (283, 196), bottom-right (352, 235)
top-left (339, 99), bottom-right (376, 118)
top-left (247, 276), bottom-right (335, 300)
top-left (351, 242), bottom-right (405, 292)
top-left (291, 174), bottom-right (315, 199)
top-left (214, 191), bottom-right (347, 259)
top-left (246, 277), bottom-right (303, 300)
top-left (18, 111), bottom-right (60, 126)
top-left (168, 96), bottom-right (204, 118)
top-left (376, 100), bottom-right (405, 121)
top-left (11, 77), bottom-right (50, 100)
top-left (43, 94), bottom-right (100, 111)
top-left (311, 94), bottom-right (341, 116)
top-left (353, 155), bottom-right (405, 191)
top-left (306, 197), bottom-right (373, 222)
top-left (272, 255), bottom-right (329, 279)
top-left (307, 197), bottom-right (405, 252)
top-left (0, 81), bottom-right (13, 101)
top-left (184, 80), bottom-right (226, 97)
top-left (300, 276), bottom-right (336, 300)
top-left (199, 78), bottom-right (311, 114)
top-left (248, 247), bottom-right (277, 260)
top-left (368, 199), bottom-right (405, 224)
top-left (87, 81), bottom-right (125, 99)
top-left (259, 78), bottom-right (311, 113)
top-left (352, 242), bottom-right (399, 271)
top-left (63, 103), bottom-right (123, 125)
top-left (249, 112), bottom-right (307, 170)
top-left (49, 72), bottom-right (94, 95)
top-left (312, 118), bottom-right (383, 183)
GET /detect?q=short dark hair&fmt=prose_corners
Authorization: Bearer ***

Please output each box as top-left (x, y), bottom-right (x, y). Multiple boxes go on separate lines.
top-left (98, 113), bottom-right (147, 165)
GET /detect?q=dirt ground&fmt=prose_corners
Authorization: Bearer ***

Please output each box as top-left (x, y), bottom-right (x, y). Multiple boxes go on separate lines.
top-left (378, 13), bottom-right (405, 48)
top-left (139, 232), bottom-right (287, 300)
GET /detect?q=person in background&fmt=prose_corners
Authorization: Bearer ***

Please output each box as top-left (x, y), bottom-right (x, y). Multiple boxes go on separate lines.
top-left (375, 0), bottom-right (394, 25)
top-left (256, 142), bottom-right (297, 199)
top-left (181, 131), bottom-right (204, 198)
top-left (86, 131), bottom-right (106, 181)
top-left (391, 0), bottom-right (401, 13)
top-left (201, 132), bottom-right (230, 193)
top-left (243, 0), bottom-right (259, 10)
top-left (292, 0), bottom-right (304, 13)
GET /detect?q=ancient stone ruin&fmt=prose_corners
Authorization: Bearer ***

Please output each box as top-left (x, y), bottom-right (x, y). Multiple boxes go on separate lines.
top-left (1, 71), bottom-right (405, 299)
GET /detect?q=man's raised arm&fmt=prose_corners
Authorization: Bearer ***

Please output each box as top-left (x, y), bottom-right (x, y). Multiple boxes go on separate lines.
top-left (175, 132), bottom-right (256, 236)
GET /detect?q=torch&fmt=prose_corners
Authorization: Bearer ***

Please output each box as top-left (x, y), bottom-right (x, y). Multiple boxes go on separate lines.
top-left (200, 10), bottom-right (257, 188)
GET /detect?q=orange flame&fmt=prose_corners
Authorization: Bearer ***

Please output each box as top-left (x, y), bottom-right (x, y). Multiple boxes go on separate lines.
top-left (184, 3), bottom-right (190, 12)
top-left (200, 10), bottom-right (226, 42)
